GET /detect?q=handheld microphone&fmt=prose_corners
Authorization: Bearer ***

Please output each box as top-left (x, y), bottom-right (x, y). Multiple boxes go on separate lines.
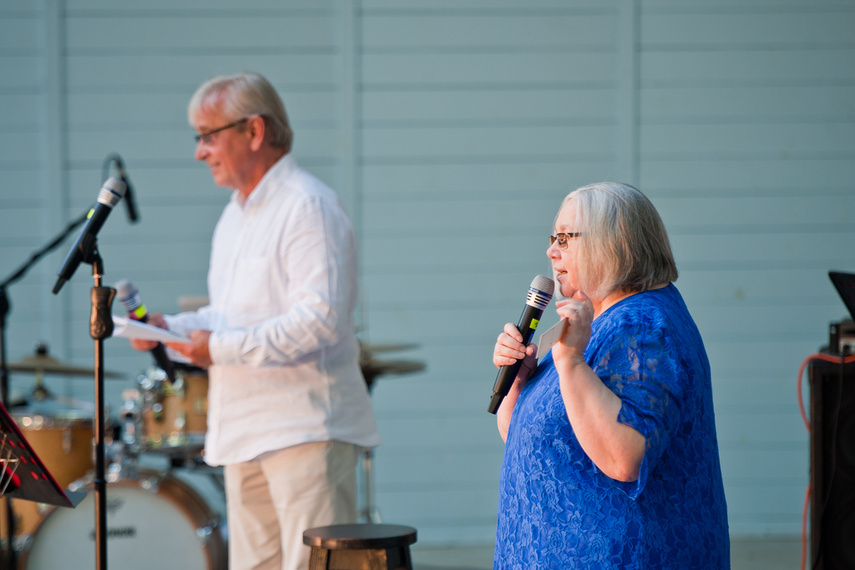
top-left (487, 275), bottom-right (554, 414)
top-left (116, 279), bottom-right (176, 383)
top-left (113, 156), bottom-right (139, 223)
top-left (53, 177), bottom-right (127, 294)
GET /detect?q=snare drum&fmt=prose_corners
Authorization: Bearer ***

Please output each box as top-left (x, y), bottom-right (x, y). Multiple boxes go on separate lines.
top-left (0, 408), bottom-right (93, 540)
top-left (138, 367), bottom-right (208, 450)
top-left (21, 468), bottom-right (227, 570)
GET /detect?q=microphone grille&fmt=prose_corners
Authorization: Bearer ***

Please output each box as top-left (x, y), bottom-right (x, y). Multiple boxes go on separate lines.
top-left (97, 177), bottom-right (127, 208)
top-left (115, 280), bottom-right (143, 313)
top-left (530, 275), bottom-right (555, 297)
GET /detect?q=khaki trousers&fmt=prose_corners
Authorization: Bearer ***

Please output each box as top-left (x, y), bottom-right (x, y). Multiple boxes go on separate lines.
top-left (224, 441), bottom-right (361, 570)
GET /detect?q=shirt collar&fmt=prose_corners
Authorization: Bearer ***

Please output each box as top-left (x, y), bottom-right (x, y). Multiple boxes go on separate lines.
top-left (231, 153), bottom-right (297, 210)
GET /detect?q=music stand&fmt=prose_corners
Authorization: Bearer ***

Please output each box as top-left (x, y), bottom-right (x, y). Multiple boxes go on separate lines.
top-left (0, 401), bottom-right (84, 510)
top-left (829, 271), bottom-right (855, 319)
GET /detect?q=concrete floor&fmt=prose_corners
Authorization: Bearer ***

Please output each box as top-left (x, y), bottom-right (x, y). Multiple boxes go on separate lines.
top-left (411, 537), bottom-right (804, 569)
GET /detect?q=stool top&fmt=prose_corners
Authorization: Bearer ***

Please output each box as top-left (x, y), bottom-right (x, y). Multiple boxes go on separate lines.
top-left (303, 523), bottom-right (417, 550)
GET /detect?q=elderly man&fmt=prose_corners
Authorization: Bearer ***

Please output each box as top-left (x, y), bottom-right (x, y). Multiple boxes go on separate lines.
top-left (133, 72), bottom-right (380, 570)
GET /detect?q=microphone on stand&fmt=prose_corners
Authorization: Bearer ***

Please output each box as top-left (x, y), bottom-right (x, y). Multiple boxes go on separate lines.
top-left (487, 275), bottom-right (555, 414)
top-left (116, 279), bottom-right (176, 383)
top-left (52, 177), bottom-right (126, 294)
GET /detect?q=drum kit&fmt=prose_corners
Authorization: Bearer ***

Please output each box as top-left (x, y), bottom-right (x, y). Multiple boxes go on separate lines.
top-left (1, 345), bottom-right (226, 569)
top-left (0, 341), bottom-right (424, 569)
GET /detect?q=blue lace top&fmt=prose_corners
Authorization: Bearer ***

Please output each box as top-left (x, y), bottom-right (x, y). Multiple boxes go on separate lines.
top-left (495, 284), bottom-right (729, 569)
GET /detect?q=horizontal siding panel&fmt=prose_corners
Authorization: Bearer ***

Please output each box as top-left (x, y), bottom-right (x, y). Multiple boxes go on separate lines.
top-left (65, 54), bottom-right (336, 88)
top-left (716, 412), bottom-right (806, 445)
top-left (642, 85), bottom-right (855, 120)
top-left (363, 0), bottom-right (605, 10)
top-left (372, 488), bottom-right (498, 545)
top-left (677, 268), bottom-right (840, 305)
top-left (724, 484), bottom-right (806, 519)
top-left (362, 88), bottom-right (615, 124)
top-left (642, 50), bottom-right (855, 85)
top-left (373, 450), bottom-right (501, 487)
top-left (641, 11), bottom-right (855, 47)
top-left (67, 90), bottom-right (336, 126)
top-left (0, 131), bottom-right (43, 166)
top-left (362, 14), bottom-right (615, 49)
top-left (363, 198), bottom-right (560, 234)
top-left (641, 122), bottom-right (855, 157)
top-left (362, 124), bottom-right (615, 160)
top-left (669, 232), bottom-right (855, 264)
top-left (361, 270), bottom-right (556, 308)
top-left (642, 158), bottom-right (855, 193)
top-left (363, 195), bottom-right (855, 235)
top-left (0, 207), bottom-right (48, 240)
top-left (67, 167), bottom-right (231, 203)
top-left (0, 94), bottom-right (42, 128)
top-left (67, 0), bottom-right (329, 10)
top-left (361, 53), bottom-right (616, 86)
top-left (0, 57), bottom-right (42, 89)
top-left (362, 236), bottom-right (549, 272)
top-left (362, 162), bottom-right (614, 199)
top-left (720, 448), bottom-right (806, 481)
top-left (66, 16), bottom-right (333, 51)
top-left (0, 17), bottom-right (40, 51)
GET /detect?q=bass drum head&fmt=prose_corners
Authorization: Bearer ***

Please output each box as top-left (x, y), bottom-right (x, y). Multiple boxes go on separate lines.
top-left (22, 471), bottom-right (227, 570)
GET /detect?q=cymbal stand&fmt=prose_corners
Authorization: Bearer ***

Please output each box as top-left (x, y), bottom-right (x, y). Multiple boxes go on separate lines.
top-left (359, 375), bottom-right (382, 524)
top-left (359, 447), bottom-right (381, 523)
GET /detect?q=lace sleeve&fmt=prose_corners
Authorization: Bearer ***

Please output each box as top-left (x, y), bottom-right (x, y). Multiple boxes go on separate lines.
top-left (593, 320), bottom-right (685, 499)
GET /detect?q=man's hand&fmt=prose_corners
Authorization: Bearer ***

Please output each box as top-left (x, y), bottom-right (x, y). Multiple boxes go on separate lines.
top-left (167, 330), bottom-right (213, 369)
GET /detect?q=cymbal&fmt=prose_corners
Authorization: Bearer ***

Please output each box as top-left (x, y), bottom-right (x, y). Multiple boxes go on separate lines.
top-left (360, 358), bottom-right (426, 384)
top-left (7, 345), bottom-right (122, 378)
top-left (359, 342), bottom-right (420, 354)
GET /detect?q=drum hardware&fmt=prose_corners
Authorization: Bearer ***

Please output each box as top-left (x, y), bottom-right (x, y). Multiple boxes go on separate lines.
top-left (357, 341), bottom-right (425, 523)
top-left (135, 367), bottom-right (208, 454)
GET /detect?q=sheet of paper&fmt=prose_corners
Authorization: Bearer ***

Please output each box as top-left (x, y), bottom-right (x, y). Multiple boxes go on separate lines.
top-left (111, 315), bottom-right (190, 343)
top-left (537, 319), bottom-right (566, 359)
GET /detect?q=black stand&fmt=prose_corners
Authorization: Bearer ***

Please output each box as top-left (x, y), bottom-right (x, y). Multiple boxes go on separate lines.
top-left (0, 401), bottom-right (85, 509)
top-left (0, 212), bottom-right (88, 569)
top-left (87, 249), bottom-right (115, 570)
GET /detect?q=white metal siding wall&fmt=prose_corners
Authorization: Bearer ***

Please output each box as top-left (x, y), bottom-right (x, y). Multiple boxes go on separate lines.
top-left (0, 0), bottom-right (853, 545)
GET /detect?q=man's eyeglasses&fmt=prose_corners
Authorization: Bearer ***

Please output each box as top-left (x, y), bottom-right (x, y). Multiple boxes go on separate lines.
top-left (194, 117), bottom-right (250, 145)
top-left (549, 232), bottom-right (582, 250)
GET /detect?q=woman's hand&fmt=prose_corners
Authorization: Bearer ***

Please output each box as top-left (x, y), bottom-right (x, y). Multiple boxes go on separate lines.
top-left (552, 290), bottom-right (594, 368)
top-left (494, 322), bottom-right (538, 442)
top-left (494, 322), bottom-right (538, 379)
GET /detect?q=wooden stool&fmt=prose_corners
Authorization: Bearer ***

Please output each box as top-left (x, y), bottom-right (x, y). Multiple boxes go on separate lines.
top-left (303, 523), bottom-right (417, 570)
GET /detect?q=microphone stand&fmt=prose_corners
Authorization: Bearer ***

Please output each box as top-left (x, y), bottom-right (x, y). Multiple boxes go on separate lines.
top-left (0, 212), bottom-right (88, 569)
top-left (80, 241), bottom-right (114, 570)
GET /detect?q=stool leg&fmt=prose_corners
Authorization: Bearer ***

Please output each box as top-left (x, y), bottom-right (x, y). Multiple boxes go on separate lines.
top-left (307, 546), bottom-right (330, 570)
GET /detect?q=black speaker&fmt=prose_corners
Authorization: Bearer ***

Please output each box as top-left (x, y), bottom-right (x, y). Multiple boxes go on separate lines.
top-left (809, 358), bottom-right (855, 570)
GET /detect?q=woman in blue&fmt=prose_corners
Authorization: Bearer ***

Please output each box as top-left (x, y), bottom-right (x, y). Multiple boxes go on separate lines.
top-left (492, 182), bottom-right (729, 569)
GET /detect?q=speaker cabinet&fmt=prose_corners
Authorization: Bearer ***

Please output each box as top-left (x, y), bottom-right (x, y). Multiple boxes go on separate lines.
top-left (810, 359), bottom-right (855, 570)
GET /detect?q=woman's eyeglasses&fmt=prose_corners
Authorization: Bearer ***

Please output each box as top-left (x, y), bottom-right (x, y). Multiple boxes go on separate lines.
top-left (549, 232), bottom-right (582, 250)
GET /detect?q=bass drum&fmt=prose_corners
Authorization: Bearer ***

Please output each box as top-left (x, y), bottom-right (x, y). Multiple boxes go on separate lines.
top-left (21, 469), bottom-right (227, 570)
